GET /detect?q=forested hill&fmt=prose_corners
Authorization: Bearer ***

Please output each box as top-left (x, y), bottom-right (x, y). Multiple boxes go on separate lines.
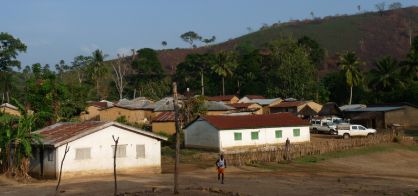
top-left (157, 6), bottom-right (418, 74)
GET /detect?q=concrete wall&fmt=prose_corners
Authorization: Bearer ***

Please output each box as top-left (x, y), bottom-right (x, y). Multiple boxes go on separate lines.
top-left (0, 107), bottom-right (21, 116)
top-left (152, 122), bottom-right (176, 135)
top-left (100, 107), bottom-right (152, 124)
top-left (80, 106), bottom-right (100, 121)
top-left (219, 126), bottom-right (310, 151)
top-left (32, 126), bottom-right (162, 178)
top-left (401, 106), bottom-right (418, 128)
top-left (184, 119), bottom-right (219, 150)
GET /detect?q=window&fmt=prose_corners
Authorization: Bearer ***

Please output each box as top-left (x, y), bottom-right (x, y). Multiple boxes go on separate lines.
top-left (251, 131), bottom-right (259, 140)
top-left (111, 145), bottom-right (127, 158)
top-left (293, 129), bottom-right (300, 137)
top-left (275, 130), bottom-right (282, 138)
top-left (136, 145), bottom-right (145, 158)
top-left (234, 132), bottom-right (242, 141)
top-left (352, 126), bottom-right (358, 130)
top-left (359, 126), bottom-right (366, 130)
top-left (75, 148), bottom-right (91, 160)
top-left (47, 150), bottom-right (54, 161)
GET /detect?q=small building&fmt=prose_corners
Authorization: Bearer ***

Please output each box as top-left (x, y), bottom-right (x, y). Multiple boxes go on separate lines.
top-left (184, 113), bottom-right (310, 152)
top-left (238, 95), bottom-right (266, 103)
top-left (239, 98), bottom-right (283, 114)
top-left (0, 103), bottom-right (21, 116)
top-left (205, 101), bottom-right (235, 116)
top-left (343, 103), bottom-right (418, 129)
top-left (207, 95), bottom-right (239, 104)
top-left (80, 101), bottom-right (113, 121)
top-left (152, 112), bottom-right (176, 135)
top-left (227, 103), bottom-right (263, 115)
top-left (100, 98), bottom-right (154, 124)
top-left (270, 100), bottom-right (322, 115)
top-left (30, 121), bottom-right (167, 179)
top-left (317, 102), bottom-right (342, 117)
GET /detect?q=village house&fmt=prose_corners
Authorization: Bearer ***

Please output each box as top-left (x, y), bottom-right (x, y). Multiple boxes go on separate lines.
top-left (205, 101), bottom-right (235, 115)
top-left (237, 95), bottom-right (266, 103)
top-left (269, 100), bottom-right (322, 116)
top-left (342, 103), bottom-right (418, 130)
top-left (207, 95), bottom-right (239, 104)
top-left (227, 102), bottom-right (263, 115)
top-left (239, 98), bottom-right (283, 114)
top-left (30, 121), bottom-right (167, 179)
top-left (152, 96), bottom-right (184, 118)
top-left (99, 97), bottom-right (154, 124)
top-left (80, 100), bottom-right (113, 121)
top-left (317, 102), bottom-right (343, 117)
top-left (184, 113), bottom-right (310, 152)
top-left (152, 112), bottom-right (176, 135)
top-left (0, 103), bottom-right (21, 116)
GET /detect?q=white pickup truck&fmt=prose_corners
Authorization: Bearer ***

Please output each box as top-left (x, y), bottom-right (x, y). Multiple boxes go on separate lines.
top-left (336, 124), bottom-right (377, 139)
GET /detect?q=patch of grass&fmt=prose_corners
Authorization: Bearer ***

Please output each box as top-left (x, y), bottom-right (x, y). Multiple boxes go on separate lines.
top-left (294, 143), bottom-right (418, 164)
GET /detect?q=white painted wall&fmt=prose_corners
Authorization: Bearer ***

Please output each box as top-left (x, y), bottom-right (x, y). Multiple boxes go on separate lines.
top-left (184, 118), bottom-right (219, 149)
top-left (52, 126), bottom-right (161, 177)
top-left (219, 126), bottom-right (310, 150)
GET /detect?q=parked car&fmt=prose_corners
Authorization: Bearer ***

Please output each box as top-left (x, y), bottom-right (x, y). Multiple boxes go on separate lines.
top-left (336, 124), bottom-right (376, 139)
top-left (310, 117), bottom-right (348, 135)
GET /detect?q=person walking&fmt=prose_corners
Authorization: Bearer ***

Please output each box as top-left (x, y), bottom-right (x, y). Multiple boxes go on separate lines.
top-left (215, 154), bottom-right (227, 184)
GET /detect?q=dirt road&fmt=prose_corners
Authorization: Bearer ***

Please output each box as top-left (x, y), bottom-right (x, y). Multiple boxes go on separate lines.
top-left (1, 147), bottom-right (418, 196)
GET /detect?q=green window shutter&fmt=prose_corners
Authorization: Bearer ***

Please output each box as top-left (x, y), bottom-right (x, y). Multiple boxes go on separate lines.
top-left (275, 130), bottom-right (282, 138)
top-left (293, 129), bottom-right (300, 137)
top-left (234, 132), bottom-right (242, 141)
top-left (251, 131), bottom-right (259, 140)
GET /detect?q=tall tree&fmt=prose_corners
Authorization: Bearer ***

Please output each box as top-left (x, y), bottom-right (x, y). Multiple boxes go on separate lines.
top-left (338, 51), bottom-right (363, 105)
top-left (112, 54), bottom-right (128, 100)
top-left (202, 36), bottom-right (216, 46)
top-left (88, 49), bottom-right (108, 100)
top-left (180, 31), bottom-right (201, 48)
top-left (369, 56), bottom-right (401, 92)
top-left (55, 60), bottom-right (69, 81)
top-left (0, 33), bottom-right (27, 102)
top-left (71, 55), bottom-right (92, 84)
top-left (211, 51), bottom-right (238, 95)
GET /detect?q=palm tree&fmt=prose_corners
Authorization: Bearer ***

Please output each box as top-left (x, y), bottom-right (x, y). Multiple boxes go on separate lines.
top-left (338, 51), bottom-right (363, 105)
top-left (89, 50), bottom-right (108, 100)
top-left (212, 51), bottom-right (238, 96)
top-left (369, 56), bottom-right (401, 91)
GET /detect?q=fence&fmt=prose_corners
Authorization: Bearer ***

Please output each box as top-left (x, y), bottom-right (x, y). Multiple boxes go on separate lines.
top-left (224, 133), bottom-right (394, 166)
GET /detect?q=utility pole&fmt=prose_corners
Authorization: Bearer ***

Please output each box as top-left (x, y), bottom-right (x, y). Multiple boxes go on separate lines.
top-left (173, 82), bottom-right (181, 194)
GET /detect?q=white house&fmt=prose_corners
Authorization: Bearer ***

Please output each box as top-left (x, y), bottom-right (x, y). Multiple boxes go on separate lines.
top-left (184, 113), bottom-right (310, 152)
top-left (30, 121), bottom-right (167, 179)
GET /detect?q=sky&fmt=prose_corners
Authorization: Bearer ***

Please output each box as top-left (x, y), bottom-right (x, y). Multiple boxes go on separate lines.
top-left (1, 0), bottom-right (417, 68)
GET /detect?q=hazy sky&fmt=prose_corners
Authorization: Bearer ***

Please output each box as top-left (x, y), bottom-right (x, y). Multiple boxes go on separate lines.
top-left (1, 0), bottom-right (417, 67)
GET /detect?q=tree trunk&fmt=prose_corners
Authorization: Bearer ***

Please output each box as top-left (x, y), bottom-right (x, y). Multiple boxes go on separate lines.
top-left (172, 82), bottom-right (181, 194)
top-left (349, 85), bottom-right (353, 105)
top-left (222, 77), bottom-right (225, 96)
top-left (200, 70), bottom-right (204, 96)
top-left (112, 136), bottom-right (119, 196)
top-left (56, 143), bottom-right (70, 194)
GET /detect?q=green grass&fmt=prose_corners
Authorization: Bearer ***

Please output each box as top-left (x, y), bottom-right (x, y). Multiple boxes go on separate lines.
top-left (294, 143), bottom-right (418, 164)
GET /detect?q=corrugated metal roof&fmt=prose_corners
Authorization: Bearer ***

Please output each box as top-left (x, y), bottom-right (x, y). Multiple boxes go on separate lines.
top-left (115, 98), bottom-right (155, 110)
top-left (33, 121), bottom-right (167, 147)
top-left (270, 101), bottom-right (305, 108)
top-left (196, 113), bottom-right (309, 130)
top-left (207, 95), bottom-right (238, 102)
top-left (251, 98), bottom-right (281, 106)
top-left (0, 103), bottom-right (18, 110)
top-left (153, 112), bottom-right (176, 122)
top-left (205, 101), bottom-right (235, 111)
top-left (243, 95), bottom-right (265, 99)
top-left (344, 106), bottom-right (402, 112)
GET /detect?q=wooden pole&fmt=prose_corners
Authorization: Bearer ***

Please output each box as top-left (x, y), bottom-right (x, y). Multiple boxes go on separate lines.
top-left (112, 135), bottom-right (119, 196)
top-left (55, 143), bottom-right (70, 195)
top-left (173, 82), bottom-right (181, 194)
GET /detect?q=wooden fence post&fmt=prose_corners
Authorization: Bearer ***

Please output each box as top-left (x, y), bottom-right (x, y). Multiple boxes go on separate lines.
top-left (112, 135), bottom-right (119, 196)
top-left (55, 143), bottom-right (70, 195)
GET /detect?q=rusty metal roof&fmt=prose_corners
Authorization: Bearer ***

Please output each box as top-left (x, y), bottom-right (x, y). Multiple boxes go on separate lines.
top-left (153, 112), bottom-right (176, 122)
top-left (33, 121), bottom-right (167, 147)
top-left (194, 113), bottom-right (309, 130)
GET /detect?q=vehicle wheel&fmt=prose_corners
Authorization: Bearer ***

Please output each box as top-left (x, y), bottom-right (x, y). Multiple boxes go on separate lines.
top-left (367, 133), bottom-right (374, 138)
top-left (313, 128), bottom-right (318, 134)
top-left (329, 130), bottom-right (336, 135)
top-left (343, 133), bottom-right (350, 139)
